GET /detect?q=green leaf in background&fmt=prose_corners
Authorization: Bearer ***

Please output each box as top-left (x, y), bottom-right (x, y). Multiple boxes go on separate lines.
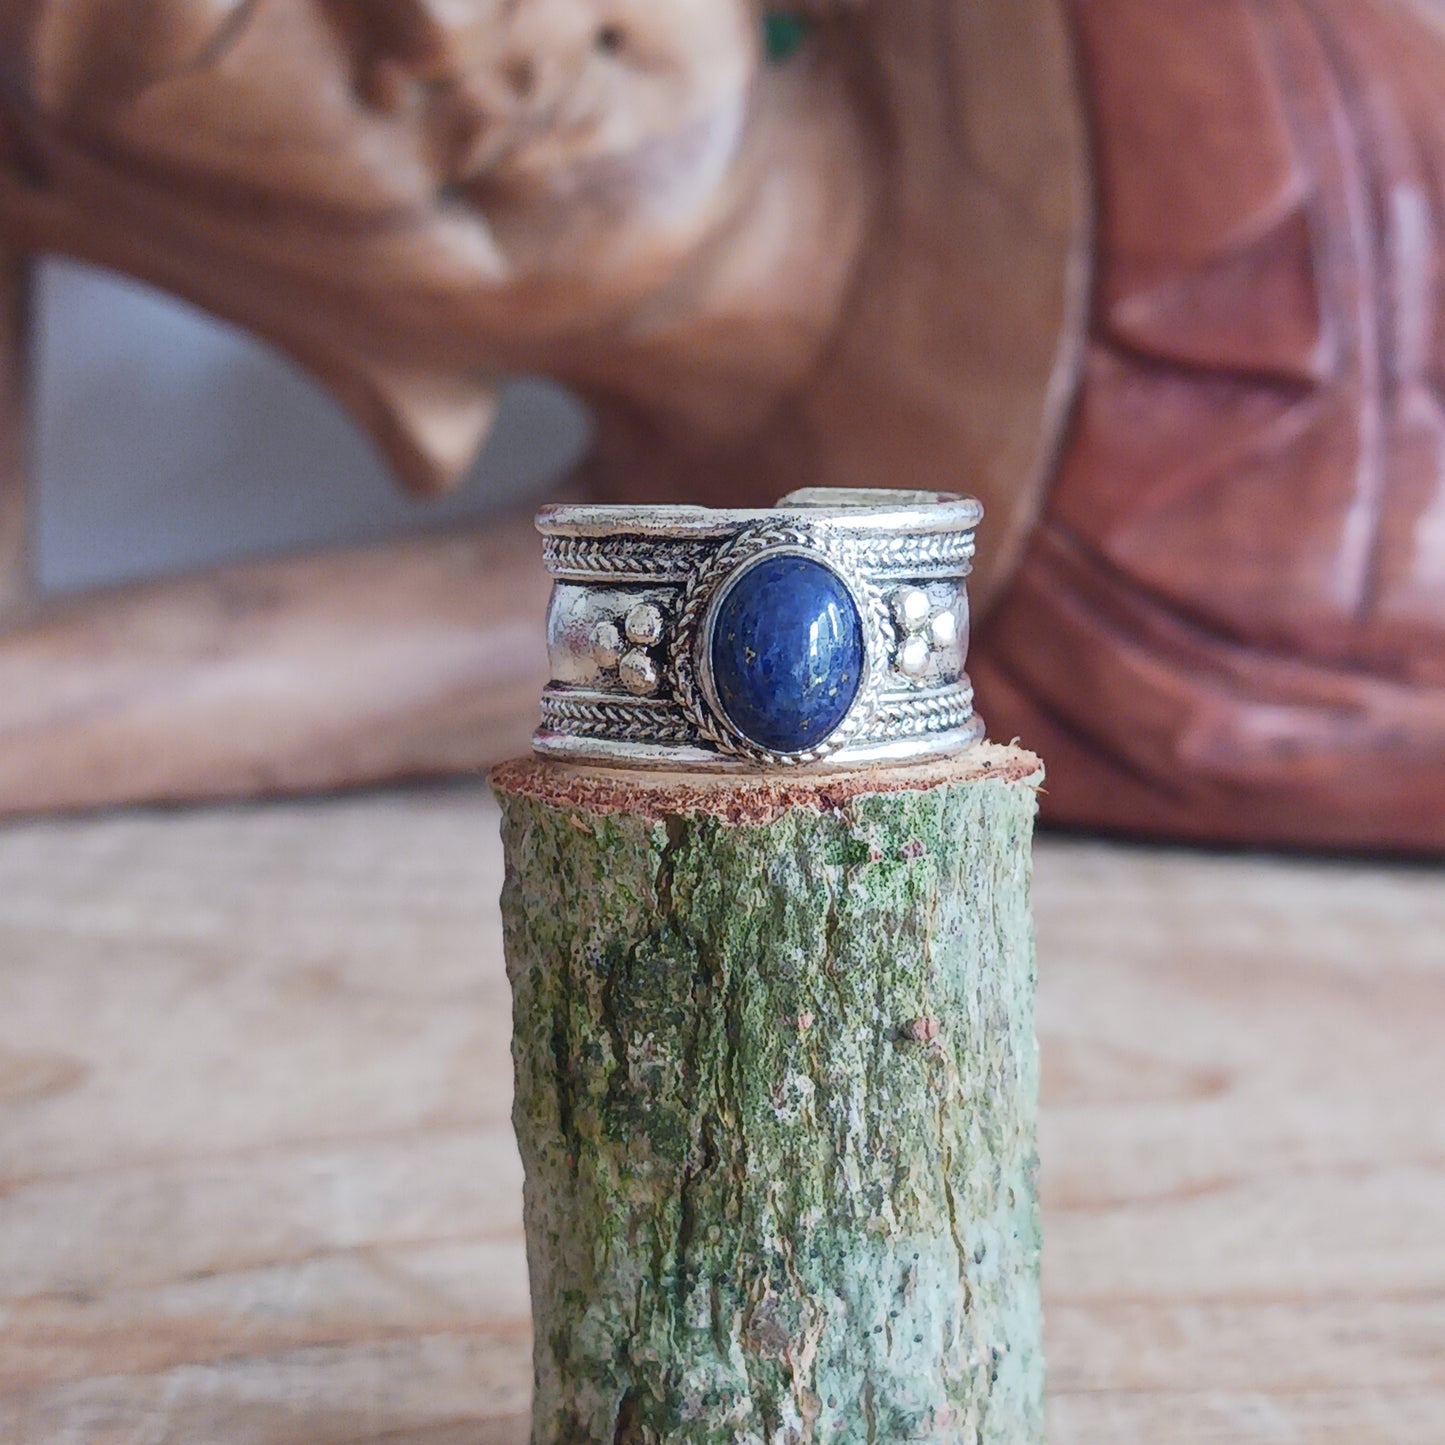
top-left (764, 12), bottom-right (813, 62)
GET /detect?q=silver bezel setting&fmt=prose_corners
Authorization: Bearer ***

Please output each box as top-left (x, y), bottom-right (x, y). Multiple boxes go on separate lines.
top-left (671, 525), bottom-right (893, 767)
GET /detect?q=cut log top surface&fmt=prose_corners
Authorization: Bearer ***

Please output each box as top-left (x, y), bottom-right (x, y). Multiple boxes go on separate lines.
top-left (490, 741), bottom-right (1042, 824)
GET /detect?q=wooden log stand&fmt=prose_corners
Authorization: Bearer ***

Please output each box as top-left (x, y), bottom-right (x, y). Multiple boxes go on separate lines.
top-left (491, 743), bottom-right (1044, 1443)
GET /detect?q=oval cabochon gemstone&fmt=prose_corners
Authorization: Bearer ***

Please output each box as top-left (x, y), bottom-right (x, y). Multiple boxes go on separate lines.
top-left (708, 553), bottom-right (866, 753)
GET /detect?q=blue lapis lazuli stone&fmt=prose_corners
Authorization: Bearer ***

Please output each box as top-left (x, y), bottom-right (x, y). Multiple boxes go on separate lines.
top-left (709, 554), bottom-right (865, 753)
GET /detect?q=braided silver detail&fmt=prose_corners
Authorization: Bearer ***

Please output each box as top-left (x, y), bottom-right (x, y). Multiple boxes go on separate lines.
top-left (543, 527), bottom-right (976, 584)
top-left (537, 688), bottom-right (981, 753)
top-left (542, 535), bottom-right (706, 584)
top-left (869, 682), bottom-right (979, 742)
top-left (539, 694), bottom-right (695, 745)
top-left (864, 531), bottom-right (978, 581)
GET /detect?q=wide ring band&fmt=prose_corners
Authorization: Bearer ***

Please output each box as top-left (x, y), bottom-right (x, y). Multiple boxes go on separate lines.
top-left (534, 488), bottom-right (986, 770)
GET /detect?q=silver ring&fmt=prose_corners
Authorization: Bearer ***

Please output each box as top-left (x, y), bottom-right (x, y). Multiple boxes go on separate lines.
top-left (534, 488), bottom-right (985, 771)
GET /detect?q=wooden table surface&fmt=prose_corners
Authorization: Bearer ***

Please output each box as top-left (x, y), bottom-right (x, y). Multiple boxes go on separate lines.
top-left (0, 786), bottom-right (1441, 1443)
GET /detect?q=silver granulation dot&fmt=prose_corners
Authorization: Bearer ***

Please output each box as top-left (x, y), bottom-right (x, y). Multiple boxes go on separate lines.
top-left (625, 602), bottom-right (665, 647)
top-left (899, 635), bottom-right (931, 678)
top-left (593, 620), bottom-right (623, 669)
top-left (894, 587), bottom-right (931, 632)
top-left (619, 649), bottom-right (660, 696)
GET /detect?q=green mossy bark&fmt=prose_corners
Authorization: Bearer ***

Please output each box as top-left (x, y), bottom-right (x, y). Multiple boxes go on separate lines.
top-left (495, 762), bottom-right (1042, 1444)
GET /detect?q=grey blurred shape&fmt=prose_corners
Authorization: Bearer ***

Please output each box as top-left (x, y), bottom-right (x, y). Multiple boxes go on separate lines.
top-left (32, 258), bottom-right (591, 596)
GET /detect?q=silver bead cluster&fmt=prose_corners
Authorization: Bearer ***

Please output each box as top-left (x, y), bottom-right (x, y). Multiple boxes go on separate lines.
top-left (891, 587), bottom-right (959, 681)
top-left (593, 601), bottom-right (667, 696)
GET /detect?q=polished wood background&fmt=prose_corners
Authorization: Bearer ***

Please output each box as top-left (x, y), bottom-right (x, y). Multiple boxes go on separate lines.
top-left (1, 789), bottom-right (1441, 1441)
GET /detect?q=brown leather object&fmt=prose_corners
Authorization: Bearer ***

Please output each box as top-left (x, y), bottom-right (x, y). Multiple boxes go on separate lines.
top-left (974, 0), bottom-right (1445, 850)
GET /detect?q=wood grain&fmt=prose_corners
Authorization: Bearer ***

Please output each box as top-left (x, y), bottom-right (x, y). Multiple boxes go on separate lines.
top-left (0, 514), bottom-right (551, 814)
top-left (0, 788), bottom-right (1440, 1441)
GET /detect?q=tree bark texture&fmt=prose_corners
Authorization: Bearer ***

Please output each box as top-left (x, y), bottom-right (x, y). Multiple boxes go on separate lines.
top-left (492, 745), bottom-right (1044, 1444)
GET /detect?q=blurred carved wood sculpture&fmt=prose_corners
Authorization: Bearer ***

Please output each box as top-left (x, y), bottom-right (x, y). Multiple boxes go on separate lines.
top-left (0, 0), bottom-right (1442, 850)
top-left (0, 0), bottom-right (1088, 814)
top-left (976, 0), bottom-right (1445, 852)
